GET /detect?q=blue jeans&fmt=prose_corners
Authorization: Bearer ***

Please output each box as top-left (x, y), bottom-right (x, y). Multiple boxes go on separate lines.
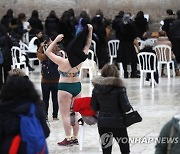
top-left (41, 83), bottom-right (58, 118)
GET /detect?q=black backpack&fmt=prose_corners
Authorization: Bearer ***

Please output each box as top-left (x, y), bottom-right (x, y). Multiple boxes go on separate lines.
top-left (41, 58), bottom-right (60, 80)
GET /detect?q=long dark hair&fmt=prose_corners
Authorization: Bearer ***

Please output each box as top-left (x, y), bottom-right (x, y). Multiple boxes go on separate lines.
top-left (0, 75), bottom-right (40, 103)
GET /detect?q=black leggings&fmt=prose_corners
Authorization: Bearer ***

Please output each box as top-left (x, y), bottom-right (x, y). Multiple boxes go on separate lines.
top-left (98, 127), bottom-right (130, 154)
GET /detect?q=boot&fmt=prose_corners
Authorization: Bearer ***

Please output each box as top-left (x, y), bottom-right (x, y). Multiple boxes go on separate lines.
top-left (175, 69), bottom-right (180, 76)
top-left (131, 71), bottom-right (140, 78)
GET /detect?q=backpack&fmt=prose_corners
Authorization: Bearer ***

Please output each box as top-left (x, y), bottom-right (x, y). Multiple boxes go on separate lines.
top-left (0, 48), bottom-right (4, 64)
top-left (41, 58), bottom-right (60, 80)
top-left (19, 103), bottom-right (48, 154)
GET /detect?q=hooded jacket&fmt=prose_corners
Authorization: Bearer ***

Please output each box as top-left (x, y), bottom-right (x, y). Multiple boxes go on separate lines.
top-left (91, 76), bottom-right (132, 128)
top-left (155, 115), bottom-right (180, 154)
top-left (0, 100), bottom-right (50, 154)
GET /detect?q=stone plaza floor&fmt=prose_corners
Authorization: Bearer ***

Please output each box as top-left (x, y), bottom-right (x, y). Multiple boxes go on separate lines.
top-left (29, 71), bottom-right (180, 154)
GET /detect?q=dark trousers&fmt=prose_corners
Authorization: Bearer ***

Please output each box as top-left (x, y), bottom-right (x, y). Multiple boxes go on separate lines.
top-left (0, 64), bottom-right (11, 89)
top-left (122, 63), bottom-right (137, 75)
top-left (98, 127), bottom-right (130, 154)
top-left (41, 82), bottom-right (59, 118)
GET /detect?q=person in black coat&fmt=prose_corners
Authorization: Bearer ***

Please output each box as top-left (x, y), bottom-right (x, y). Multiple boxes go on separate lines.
top-left (91, 14), bottom-right (109, 69)
top-left (169, 10), bottom-right (180, 63)
top-left (1, 9), bottom-right (14, 32)
top-left (117, 14), bottom-right (139, 78)
top-left (112, 11), bottom-right (124, 39)
top-left (161, 9), bottom-right (175, 39)
top-left (91, 64), bottom-right (131, 154)
top-left (45, 10), bottom-right (60, 36)
top-left (0, 23), bottom-right (12, 89)
top-left (139, 40), bottom-right (159, 84)
top-left (0, 68), bottom-right (50, 154)
top-left (134, 11), bottom-right (148, 39)
top-left (28, 10), bottom-right (43, 37)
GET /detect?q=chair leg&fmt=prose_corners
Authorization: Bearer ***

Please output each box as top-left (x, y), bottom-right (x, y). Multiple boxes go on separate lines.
top-left (99, 136), bottom-right (102, 152)
top-left (151, 72), bottom-right (154, 88)
top-left (140, 71), bottom-right (143, 88)
top-left (118, 62), bottom-right (124, 77)
top-left (79, 69), bottom-right (83, 81)
top-left (110, 57), bottom-right (113, 65)
top-left (89, 68), bottom-right (93, 82)
top-left (171, 62), bottom-right (176, 77)
top-left (158, 63), bottom-right (162, 77)
top-left (167, 63), bottom-right (170, 78)
top-left (79, 124), bottom-right (85, 151)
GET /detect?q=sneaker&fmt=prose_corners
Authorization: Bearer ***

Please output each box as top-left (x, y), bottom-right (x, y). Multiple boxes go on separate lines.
top-left (71, 139), bottom-right (79, 145)
top-left (57, 138), bottom-right (72, 146)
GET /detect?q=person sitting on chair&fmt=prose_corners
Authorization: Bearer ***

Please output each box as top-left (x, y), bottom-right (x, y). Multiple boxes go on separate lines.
top-left (139, 39), bottom-right (159, 84)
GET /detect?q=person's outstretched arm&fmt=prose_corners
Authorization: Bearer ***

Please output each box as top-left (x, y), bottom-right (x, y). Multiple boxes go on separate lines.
top-left (45, 34), bottom-right (65, 65)
top-left (83, 24), bottom-right (93, 54)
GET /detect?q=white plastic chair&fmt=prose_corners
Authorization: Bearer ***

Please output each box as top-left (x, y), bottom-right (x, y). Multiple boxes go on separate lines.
top-left (22, 31), bottom-right (29, 45)
top-left (108, 40), bottom-right (124, 77)
top-left (19, 41), bottom-right (40, 71)
top-left (154, 45), bottom-right (175, 78)
top-left (73, 97), bottom-right (101, 152)
top-left (108, 40), bottom-right (120, 64)
top-left (80, 50), bottom-right (98, 82)
top-left (11, 46), bottom-right (29, 75)
top-left (78, 122), bottom-right (101, 151)
top-left (138, 52), bottom-right (157, 88)
top-left (91, 40), bottom-right (99, 67)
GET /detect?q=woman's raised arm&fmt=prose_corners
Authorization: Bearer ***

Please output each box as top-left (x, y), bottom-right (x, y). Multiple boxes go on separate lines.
top-left (45, 34), bottom-right (65, 65)
top-left (83, 24), bottom-right (93, 54)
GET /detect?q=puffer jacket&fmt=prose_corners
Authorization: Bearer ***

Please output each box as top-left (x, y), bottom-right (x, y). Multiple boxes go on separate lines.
top-left (0, 100), bottom-right (50, 154)
top-left (155, 115), bottom-right (180, 154)
top-left (91, 76), bottom-right (132, 128)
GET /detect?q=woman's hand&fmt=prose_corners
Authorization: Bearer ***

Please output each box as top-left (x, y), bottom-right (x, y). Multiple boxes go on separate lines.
top-left (87, 24), bottom-right (93, 31)
top-left (54, 34), bottom-right (64, 43)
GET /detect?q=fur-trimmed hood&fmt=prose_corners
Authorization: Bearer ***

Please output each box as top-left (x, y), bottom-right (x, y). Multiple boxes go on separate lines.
top-left (92, 76), bottom-right (125, 88)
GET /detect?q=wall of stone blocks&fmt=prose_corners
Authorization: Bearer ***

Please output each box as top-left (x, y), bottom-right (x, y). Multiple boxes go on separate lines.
top-left (0, 0), bottom-right (180, 31)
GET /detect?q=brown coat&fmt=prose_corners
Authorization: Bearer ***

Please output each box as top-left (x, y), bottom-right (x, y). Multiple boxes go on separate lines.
top-left (37, 46), bottom-right (59, 83)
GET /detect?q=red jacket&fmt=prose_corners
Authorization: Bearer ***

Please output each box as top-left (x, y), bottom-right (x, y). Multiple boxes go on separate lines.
top-left (73, 97), bottom-right (96, 116)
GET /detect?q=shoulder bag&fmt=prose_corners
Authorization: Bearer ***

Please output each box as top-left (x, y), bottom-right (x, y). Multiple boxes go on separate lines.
top-left (123, 107), bottom-right (142, 127)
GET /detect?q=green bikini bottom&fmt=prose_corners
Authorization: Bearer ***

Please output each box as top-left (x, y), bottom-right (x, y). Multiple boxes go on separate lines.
top-left (58, 82), bottom-right (81, 97)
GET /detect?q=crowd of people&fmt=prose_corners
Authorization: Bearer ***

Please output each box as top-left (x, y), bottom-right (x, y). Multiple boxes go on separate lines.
top-left (0, 7), bottom-right (180, 154)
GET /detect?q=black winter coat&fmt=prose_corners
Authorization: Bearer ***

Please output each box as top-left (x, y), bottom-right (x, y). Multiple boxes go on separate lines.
top-left (134, 17), bottom-right (148, 39)
top-left (28, 17), bottom-right (43, 35)
top-left (0, 100), bottom-right (50, 154)
top-left (91, 76), bottom-right (132, 128)
top-left (117, 22), bottom-right (138, 64)
top-left (0, 34), bottom-right (12, 65)
top-left (45, 16), bottom-right (60, 35)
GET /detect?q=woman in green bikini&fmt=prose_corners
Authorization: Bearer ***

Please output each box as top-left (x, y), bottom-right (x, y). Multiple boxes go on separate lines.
top-left (45, 24), bottom-right (93, 146)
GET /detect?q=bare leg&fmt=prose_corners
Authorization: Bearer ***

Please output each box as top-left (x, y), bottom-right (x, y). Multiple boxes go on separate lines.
top-left (58, 90), bottom-right (73, 137)
top-left (72, 93), bottom-right (81, 137)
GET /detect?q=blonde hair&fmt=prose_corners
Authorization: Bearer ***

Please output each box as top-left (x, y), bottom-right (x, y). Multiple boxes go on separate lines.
top-left (101, 64), bottom-right (119, 78)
